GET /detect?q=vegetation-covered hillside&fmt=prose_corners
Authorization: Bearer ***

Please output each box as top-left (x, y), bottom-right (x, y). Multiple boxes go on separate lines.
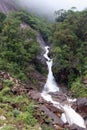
top-left (0, 5), bottom-right (87, 129)
top-left (0, 8), bottom-right (87, 97)
top-left (0, 10), bottom-right (52, 81)
top-left (0, 11), bottom-right (52, 130)
top-left (0, 11), bottom-right (41, 82)
top-left (50, 9), bottom-right (87, 97)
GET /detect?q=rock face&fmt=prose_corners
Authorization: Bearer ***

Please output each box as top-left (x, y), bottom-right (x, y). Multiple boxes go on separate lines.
top-left (36, 34), bottom-right (47, 66)
top-left (77, 98), bottom-right (87, 114)
top-left (0, 0), bottom-right (18, 14)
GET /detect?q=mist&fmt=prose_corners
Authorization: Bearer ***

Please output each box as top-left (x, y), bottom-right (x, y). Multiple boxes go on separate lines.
top-left (17, 0), bottom-right (87, 21)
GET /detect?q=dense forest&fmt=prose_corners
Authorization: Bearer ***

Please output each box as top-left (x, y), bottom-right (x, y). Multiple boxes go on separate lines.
top-left (0, 7), bottom-right (87, 129)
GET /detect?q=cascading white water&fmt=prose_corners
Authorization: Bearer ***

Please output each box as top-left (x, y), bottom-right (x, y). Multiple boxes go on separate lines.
top-left (41, 46), bottom-right (86, 129)
top-left (43, 46), bottom-right (59, 93)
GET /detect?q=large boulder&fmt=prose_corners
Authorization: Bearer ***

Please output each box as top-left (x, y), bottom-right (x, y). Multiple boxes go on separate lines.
top-left (28, 90), bottom-right (42, 101)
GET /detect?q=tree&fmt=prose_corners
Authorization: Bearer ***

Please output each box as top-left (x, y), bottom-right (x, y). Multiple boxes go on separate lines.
top-left (50, 9), bottom-right (87, 93)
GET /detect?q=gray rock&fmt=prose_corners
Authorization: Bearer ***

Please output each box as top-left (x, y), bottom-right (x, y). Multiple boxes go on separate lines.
top-left (77, 98), bottom-right (87, 114)
top-left (39, 105), bottom-right (64, 126)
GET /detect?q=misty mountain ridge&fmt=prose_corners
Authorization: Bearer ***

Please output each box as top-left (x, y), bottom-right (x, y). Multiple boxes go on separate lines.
top-left (0, 0), bottom-right (19, 14)
top-left (0, 0), bottom-right (55, 21)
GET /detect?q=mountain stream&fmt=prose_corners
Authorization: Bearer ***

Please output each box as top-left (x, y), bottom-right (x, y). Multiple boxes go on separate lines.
top-left (41, 46), bottom-right (86, 129)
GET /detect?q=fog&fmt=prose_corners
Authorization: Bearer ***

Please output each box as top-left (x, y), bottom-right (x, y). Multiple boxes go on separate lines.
top-left (17, 0), bottom-right (87, 20)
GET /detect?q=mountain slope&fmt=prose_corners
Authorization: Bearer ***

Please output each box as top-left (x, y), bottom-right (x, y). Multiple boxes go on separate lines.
top-left (0, 0), bottom-right (18, 14)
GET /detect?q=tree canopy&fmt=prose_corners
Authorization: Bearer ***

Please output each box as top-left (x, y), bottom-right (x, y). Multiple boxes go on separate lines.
top-left (50, 9), bottom-right (87, 97)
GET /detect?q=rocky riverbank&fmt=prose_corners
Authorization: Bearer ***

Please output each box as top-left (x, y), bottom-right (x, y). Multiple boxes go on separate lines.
top-left (0, 71), bottom-right (87, 129)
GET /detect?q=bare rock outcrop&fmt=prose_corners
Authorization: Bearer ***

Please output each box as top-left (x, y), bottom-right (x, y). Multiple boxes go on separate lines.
top-left (0, 0), bottom-right (18, 14)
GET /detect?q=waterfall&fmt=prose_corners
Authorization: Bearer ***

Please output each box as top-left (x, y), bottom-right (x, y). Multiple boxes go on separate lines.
top-left (41, 46), bottom-right (86, 129)
top-left (43, 46), bottom-right (59, 93)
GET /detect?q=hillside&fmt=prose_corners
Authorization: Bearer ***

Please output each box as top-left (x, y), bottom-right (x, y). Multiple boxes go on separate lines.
top-left (0, 0), bottom-right (18, 14)
top-left (0, 0), bottom-right (87, 129)
top-left (50, 9), bottom-right (87, 97)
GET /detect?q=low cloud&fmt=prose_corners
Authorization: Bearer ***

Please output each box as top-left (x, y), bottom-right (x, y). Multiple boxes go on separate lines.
top-left (17, 0), bottom-right (87, 20)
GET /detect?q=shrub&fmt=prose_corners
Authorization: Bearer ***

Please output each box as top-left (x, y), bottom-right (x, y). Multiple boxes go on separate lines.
top-left (18, 102), bottom-right (37, 126)
top-left (3, 79), bottom-right (13, 88)
top-left (1, 125), bottom-right (15, 130)
top-left (42, 124), bottom-right (53, 130)
top-left (71, 77), bottom-right (87, 97)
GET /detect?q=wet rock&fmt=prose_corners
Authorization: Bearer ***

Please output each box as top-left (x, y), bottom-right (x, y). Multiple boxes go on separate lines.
top-left (49, 91), bottom-right (67, 104)
top-left (39, 105), bottom-right (64, 127)
top-left (77, 98), bottom-right (87, 114)
top-left (45, 103), bottom-right (63, 116)
top-left (36, 34), bottom-right (47, 66)
top-left (54, 124), bottom-right (64, 130)
top-left (69, 124), bottom-right (86, 130)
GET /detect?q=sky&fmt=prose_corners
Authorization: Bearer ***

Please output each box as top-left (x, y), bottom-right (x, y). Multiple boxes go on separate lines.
top-left (18, 0), bottom-right (87, 20)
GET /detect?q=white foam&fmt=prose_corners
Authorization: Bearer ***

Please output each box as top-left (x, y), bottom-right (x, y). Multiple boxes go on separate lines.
top-left (63, 105), bottom-right (86, 128)
top-left (43, 46), bottom-right (50, 61)
top-left (43, 47), bottom-right (59, 92)
top-left (67, 97), bottom-right (77, 103)
top-left (61, 113), bottom-right (67, 123)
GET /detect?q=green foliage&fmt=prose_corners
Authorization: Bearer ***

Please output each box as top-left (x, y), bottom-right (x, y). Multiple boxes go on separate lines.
top-left (50, 9), bottom-right (87, 97)
top-left (0, 92), bottom-right (3, 102)
top-left (71, 78), bottom-right (87, 97)
top-left (0, 79), bottom-right (37, 129)
top-left (1, 125), bottom-right (15, 130)
top-left (3, 79), bottom-right (14, 87)
top-left (55, 7), bottom-right (77, 23)
top-left (18, 102), bottom-right (37, 126)
top-left (14, 95), bottom-right (24, 103)
top-left (13, 109), bottom-right (20, 117)
top-left (0, 12), bottom-right (6, 32)
top-left (1, 87), bottom-right (10, 95)
top-left (42, 124), bottom-right (53, 130)
top-left (12, 10), bottom-right (52, 41)
top-left (0, 11), bottom-right (41, 82)
top-left (55, 9), bottom-right (68, 22)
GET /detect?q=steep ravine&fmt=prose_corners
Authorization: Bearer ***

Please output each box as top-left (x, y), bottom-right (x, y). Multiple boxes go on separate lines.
top-left (35, 35), bottom-right (87, 129)
top-left (0, 34), bottom-right (87, 129)
top-left (41, 46), bottom-right (86, 129)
